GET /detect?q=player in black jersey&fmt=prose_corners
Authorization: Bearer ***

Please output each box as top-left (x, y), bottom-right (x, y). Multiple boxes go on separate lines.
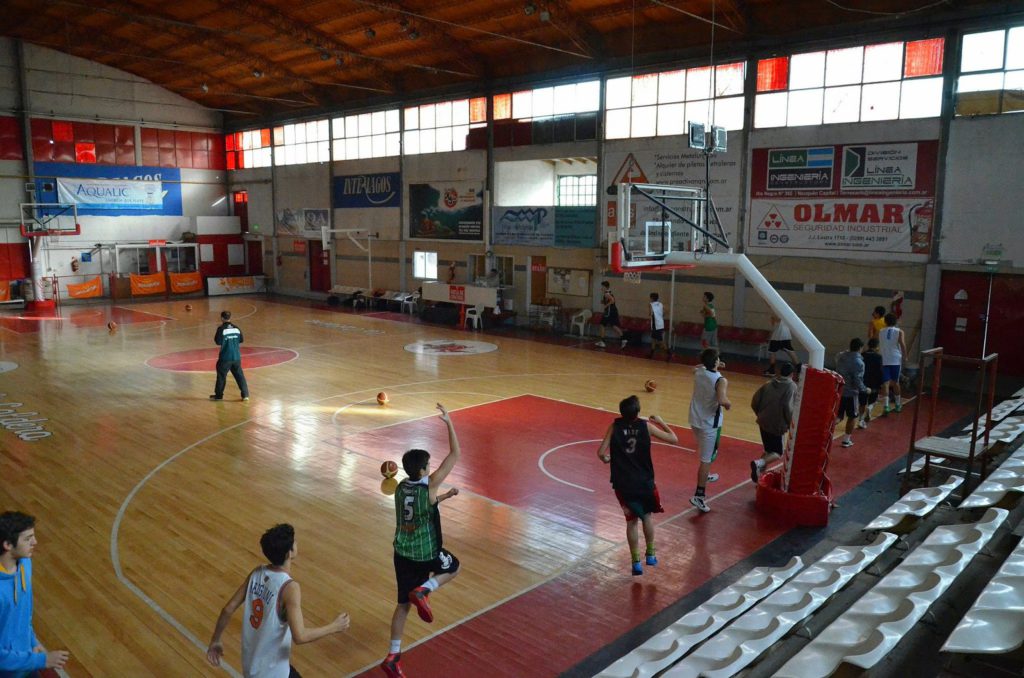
top-left (597, 395), bottom-right (679, 575)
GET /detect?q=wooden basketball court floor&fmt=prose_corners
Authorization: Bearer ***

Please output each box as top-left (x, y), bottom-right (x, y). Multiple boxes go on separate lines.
top-left (0, 297), bottom-right (970, 677)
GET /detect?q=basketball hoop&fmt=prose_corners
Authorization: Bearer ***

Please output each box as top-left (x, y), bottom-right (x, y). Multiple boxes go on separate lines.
top-left (623, 270), bottom-right (643, 285)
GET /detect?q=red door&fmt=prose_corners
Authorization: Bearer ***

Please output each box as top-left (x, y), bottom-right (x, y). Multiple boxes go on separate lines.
top-left (247, 241), bottom-right (263, 275)
top-left (937, 271), bottom-right (1024, 376)
top-left (308, 240), bottom-right (332, 292)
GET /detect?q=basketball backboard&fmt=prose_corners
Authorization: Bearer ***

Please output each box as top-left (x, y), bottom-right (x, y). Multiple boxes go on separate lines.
top-left (20, 203), bottom-right (81, 237)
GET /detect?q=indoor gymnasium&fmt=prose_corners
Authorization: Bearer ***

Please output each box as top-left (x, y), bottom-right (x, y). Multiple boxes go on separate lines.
top-left (1, 2), bottom-right (1023, 678)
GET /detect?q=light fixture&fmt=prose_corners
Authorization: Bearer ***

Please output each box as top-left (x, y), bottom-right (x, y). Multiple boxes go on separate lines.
top-left (252, 69), bottom-right (263, 78)
top-left (408, 29), bottom-right (420, 40)
top-left (365, 27), bottom-right (376, 39)
top-left (524, 2), bottom-right (536, 15)
top-left (200, 83), bottom-right (209, 93)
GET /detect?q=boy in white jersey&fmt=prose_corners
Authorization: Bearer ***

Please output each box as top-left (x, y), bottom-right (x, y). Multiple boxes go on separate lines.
top-left (878, 313), bottom-right (907, 415)
top-left (688, 348), bottom-right (731, 513)
top-left (207, 524), bottom-right (350, 678)
top-left (648, 292), bottom-right (669, 360)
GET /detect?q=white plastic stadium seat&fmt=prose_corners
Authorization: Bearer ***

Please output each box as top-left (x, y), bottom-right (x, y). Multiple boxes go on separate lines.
top-left (401, 292), bottom-right (419, 314)
top-left (862, 475), bottom-right (963, 534)
top-left (959, 447), bottom-right (1024, 509)
top-left (464, 304), bottom-right (484, 330)
top-left (597, 557), bottom-right (804, 678)
top-left (774, 507), bottom-right (1008, 678)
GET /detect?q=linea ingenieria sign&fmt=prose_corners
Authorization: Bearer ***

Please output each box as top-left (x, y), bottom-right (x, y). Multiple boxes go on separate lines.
top-left (0, 394), bottom-right (52, 441)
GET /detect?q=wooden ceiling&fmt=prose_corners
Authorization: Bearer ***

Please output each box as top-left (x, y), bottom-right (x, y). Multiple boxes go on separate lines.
top-left (3, 0), bottom-right (1019, 125)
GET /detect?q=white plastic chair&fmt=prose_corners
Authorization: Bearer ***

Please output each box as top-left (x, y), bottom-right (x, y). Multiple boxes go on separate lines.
top-left (464, 305), bottom-right (484, 330)
top-left (570, 309), bottom-right (590, 337)
top-left (401, 292), bottom-right (419, 314)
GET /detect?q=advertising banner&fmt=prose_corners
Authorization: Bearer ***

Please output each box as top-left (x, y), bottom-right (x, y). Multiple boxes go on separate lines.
top-left (748, 141), bottom-right (938, 259)
top-left (492, 207), bottom-right (554, 246)
top-left (0, 281), bottom-right (9, 301)
top-left (333, 172), bottom-right (401, 208)
top-left (66, 277), bottom-right (103, 299)
top-left (34, 162), bottom-right (182, 216)
top-left (168, 272), bottom-right (203, 294)
top-left (57, 178), bottom-right (163, 210)
top-left (129, 273), bottom-right (166, 296)
top-left (554, 207), bottom-right (597, 248)
top-left (409, 181), bottom-right (483, 240)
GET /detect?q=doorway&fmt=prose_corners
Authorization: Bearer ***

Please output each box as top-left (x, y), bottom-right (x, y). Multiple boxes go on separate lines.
top-left (308, 240), bottom-right (332, 292)
top-left (247, 240), bottom-right (263, 275)
top-left (232, 191), bottom-right (249, 232)
top-left (937, 271), bottom-right (1024, 376)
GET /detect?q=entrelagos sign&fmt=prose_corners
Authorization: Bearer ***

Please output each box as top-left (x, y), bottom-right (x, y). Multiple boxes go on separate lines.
top-left (333, 172), bottom-right (401, 208)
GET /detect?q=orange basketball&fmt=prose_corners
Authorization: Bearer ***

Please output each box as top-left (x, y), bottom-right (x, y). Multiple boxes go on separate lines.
top-left (380, 460), bottom-right (398, 478)
top-left (107, 321), bottom-right (117, 331)
top-left (376, 391), bottom-right (389, 405)
top-left (185, 304), bottom-right (193, 312)
top-left (644, 379), bottom-right (657, 392)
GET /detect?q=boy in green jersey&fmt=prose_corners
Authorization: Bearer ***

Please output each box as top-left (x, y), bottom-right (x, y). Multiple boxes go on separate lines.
top-left (382, 403), bottom-right (461, 678)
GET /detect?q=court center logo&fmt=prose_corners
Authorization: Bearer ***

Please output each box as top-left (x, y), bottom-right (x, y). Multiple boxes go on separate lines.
top-left (404, 340), bottom-right (498, 355)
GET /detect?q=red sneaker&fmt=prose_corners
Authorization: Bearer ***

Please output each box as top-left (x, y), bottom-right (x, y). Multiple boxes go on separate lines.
top-left (381, 652), bottom-right (405, 677)
top-left (409, 586), bottom-right (433, 623)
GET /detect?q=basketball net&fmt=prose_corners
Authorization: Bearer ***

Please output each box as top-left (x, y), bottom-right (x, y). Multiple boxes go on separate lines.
top-left (623, 270), bottom-right (643, 285)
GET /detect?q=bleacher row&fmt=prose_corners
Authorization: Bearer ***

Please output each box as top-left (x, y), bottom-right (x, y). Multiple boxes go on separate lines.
top-left (597, 386), bottom-right (1024, 678)
top-left (573, 310), bottom-right (770, 353)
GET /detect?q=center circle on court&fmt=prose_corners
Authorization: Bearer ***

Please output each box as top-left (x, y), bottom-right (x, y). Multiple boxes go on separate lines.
top-left (404, 339), bottom-right (497, 355)
top-left (147, 347), bottom-right (298, 372)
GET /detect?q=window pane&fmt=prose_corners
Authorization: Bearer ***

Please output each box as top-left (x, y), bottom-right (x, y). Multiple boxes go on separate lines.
top-left (553, 84), bottom-right (576, 113)
top-left (318, 141), bottom-right (329, 162)
top-left (386, 109), bottom-right (400, 133)
top-left (274, 126), bottom-right (286, 145)
top-left (368, 134), bottom-right (383, 158)
top-left (863, 42), bottom-right (902, 83)
top-left (452, 99), bottom-right (470, 125)
top-left (715, 62), bottom-right (745, 96)
top-left (1004, 70), bottom-right (1024, 111)
top-left (1007, 27), bottom-right (1024, 69)
top-left (493, 93), bottom-right (511, 119)
top-left (861, 81), bottom-right (901, 120)
top-left (419, 129), bottom-right (435, 154)
top-left (826, 46), bottom-right (863, 86)
top-left (331, 119), bottom-right (344, 139)
top-left (435, 126), bottom-right (452, 152)
top-left (905, 38), bottom-right (944, 77)
top-left (333, 140), bottom-right (345, 161)
top-left (687, 66), bottom-right (712, 100)
top-left (790, 51), bottom-right (826, 89)
top-left (713, 96), bottom-right (745, 130)
top-left (413, 252), bottom-right (425, 278)
top-left (358, 135), bottom-right (372, 159)
top-left (533, 87), bottom-right (554, 117)
top-left (787, 88), bottom-right (823, 126)
top-left (632, 73), bottom-right (658, 106)
top-left (576, 81), bottom-right (600, 111)
top-left (426, 252), bottom-right (437, 278)
top-left (958, 72), bottom-right (1004, 92)
top-left (386, 132), bottom-right (400, 156)
top-left (345, 137), bottom-right (358, 159)
top-left (657, 102), bottom-right (686, 136)
top-left (658, 69), bottom-right (686, 103)
top-left (283, 125), bottom-right (295, 145)
top-left (372, 111), bottom-right (386, 135)
top-left (605, 77), bottom-right (631, 109)
top-left (961, 30), bottom-right (1005, 72)
top-left (346, 115), bottom-right (359, 137)
top-left (420, 104), bottom-right (435, 129)
top-left (757, 57), bottom-right (789, 92)
top-left (295, 124), bottom-right (307, 144)
top-left (261, 128), bottom-right (272, 147)
top-left (469, 97), bottom-right (487, 122)
top-left (404, 107), bottom-right (418, 130)
top-left (358, 113), bottom-right (372, 137)
top-left (403, 130), bottom-right (419, 155)
top-left (513, 90), bottom-right (533, 118)
top-left (305, 121), bottom-right (316, 141)
top-left (631, 105), bottom-right (656, 137)
top-left (317, 119), bottom-right (329, 141)
top-left (754, 92), bottom-right (788, 127)
top-left (452, 125), bottom-right (469, 151)
top-left (900, 77), bottom-right (942, 118)
top-left (605, 108), bottom-right (630, 138)
top-left (435, 101), bottom-right (452, 127)
top-left (823, 85), bottom-right (861, 122)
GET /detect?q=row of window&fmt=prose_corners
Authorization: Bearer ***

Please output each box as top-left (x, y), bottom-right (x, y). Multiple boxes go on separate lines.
top-left (227, 26), bottom-right (1024, 169)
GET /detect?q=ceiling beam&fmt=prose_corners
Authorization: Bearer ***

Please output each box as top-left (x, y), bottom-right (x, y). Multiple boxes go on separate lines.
top-left (543, 0), bottom-right (604, 58)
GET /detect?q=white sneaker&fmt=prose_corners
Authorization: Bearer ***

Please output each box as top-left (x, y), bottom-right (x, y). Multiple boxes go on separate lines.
top-left (856, 419), bottom-right (867, 429)
top-left (707, 472), bottom-right (720, 483)
top-left (690, 496), bottom-right (710, 513)
top-left (621, 338), bottom-right (629, 349)
top-left (595, 341), bottom-right (606, 348)
top-left (750, 459), bottom-right (765, 483)
top-left (841, 439), bottom-right (854, 448)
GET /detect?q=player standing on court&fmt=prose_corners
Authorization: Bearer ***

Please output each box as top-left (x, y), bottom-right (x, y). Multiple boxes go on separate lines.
top-left (211, 310), bottom-right (250, 402)
top-left (700, 292), bottom-right (718, 349)
top-left (206, 523), bottom-right (350, 677)
top-left (689, 348), bottom-right (730, 513)
top-left (596, 281), bottom-right (627, 349)
top-left (648, 292), bottom-right (670, 360)
top-left (382, 404), bottom-right (461, 678)
top-left (597, 395), bottom-right (679, 575)
top-left (879, 313), bottom-right (907, 415)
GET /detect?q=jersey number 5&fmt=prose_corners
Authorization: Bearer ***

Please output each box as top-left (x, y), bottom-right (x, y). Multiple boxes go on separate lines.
top-left (249, 598), bottom-right (264, 629)
top-left (403, 495), bottom-right (415, 521)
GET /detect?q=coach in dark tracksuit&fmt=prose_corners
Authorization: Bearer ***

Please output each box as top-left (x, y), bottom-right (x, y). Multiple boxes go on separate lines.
top-left (210, 310), bottom-right (249, 401)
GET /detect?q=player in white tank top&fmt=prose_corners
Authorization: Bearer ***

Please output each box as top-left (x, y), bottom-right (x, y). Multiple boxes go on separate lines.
top-left (689, 366), bottom-right (724, 430)
top-left (877, 314), bottom-right (907, 414)
top-left (879, 327), bottom-right (903, 365)
top-left (241, 566), bottom-right (293, 677)
top-left (688, 349), bottom-right (731, 513)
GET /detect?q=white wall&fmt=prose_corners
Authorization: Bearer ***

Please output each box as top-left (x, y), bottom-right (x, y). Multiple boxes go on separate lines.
top-left (228, 168), bottom-right (273, 236)
top-left (941, 114), bottom-right (1024, 267)
top-left (495, 160), bottom-right (555, 206)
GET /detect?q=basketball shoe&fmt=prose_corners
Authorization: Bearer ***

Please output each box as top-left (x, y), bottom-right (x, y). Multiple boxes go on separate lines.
top-left (381, 653), bottom-right (406, 677)
top-left (690, 495), bottom-right (710, 513)
top-left (409, 587), bottom-right (433, 623)
top-left (632, 561), bottom-right (643, 576)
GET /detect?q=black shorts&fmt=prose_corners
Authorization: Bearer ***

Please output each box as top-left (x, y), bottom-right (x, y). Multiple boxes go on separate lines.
top-left (393, 549), bottom-right (460, 604)
top-left (858, 390), bottom-right (878, 407)
top-left (838, 395), bottom-right (859, 419)
top-left (769, 339), bottom-right (793, 353)
top-left (759, 429), bottom-right (784, 456)
top-left (651, 328), bottom-right (664, 341)
top-left (601, 312), bottom-right (620, 327)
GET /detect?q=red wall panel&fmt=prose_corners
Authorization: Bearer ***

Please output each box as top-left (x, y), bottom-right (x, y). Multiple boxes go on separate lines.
top-left (0, 117), bottom-right (23, 160)
top-left (0, 244), bottom-right (30, 280)
top-left (937, 271), bottom-right (1024, 377)
top-left (197, 234), bottom-right (246, 277)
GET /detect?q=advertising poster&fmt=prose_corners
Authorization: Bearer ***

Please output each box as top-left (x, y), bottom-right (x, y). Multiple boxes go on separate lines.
top-left (747, 141), bottom-right (938, 259)
top-left (409, 181), bottom-right (483, 240)
top-left (34, 162), bottom-right (182, 216)
top-left (554, 207), bottom-right (597, 248)
top-left (333, 172), bottom-right (401, 208)
top-left (492, 207), bottom-right (554, 246)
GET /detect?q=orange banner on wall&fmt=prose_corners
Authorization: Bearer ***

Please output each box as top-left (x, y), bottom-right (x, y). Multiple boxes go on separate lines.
top-left (66, 276), bottom-right (103, 299)
top-left (129, 272), bottom-right (167, 296)
top-left (0, 281), bottom-right (9, 301)
top-left (169, 271), bottom-right (203, 294)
